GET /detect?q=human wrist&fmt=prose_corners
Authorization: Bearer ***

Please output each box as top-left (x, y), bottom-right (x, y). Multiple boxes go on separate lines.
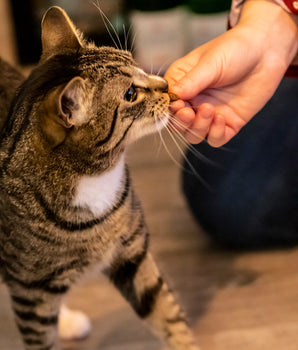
top-left (237, 0), bottom-right (298, 69)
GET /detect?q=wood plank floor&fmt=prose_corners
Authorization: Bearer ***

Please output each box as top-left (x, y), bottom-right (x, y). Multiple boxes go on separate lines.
top-left (0, 132), bottom-right (297, 350)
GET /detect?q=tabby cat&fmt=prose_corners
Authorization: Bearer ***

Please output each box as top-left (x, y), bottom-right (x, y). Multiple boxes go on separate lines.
top-left (0, 7), bottom-right (199, 350)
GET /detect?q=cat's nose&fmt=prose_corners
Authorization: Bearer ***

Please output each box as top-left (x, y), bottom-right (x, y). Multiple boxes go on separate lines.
top-left (149, 75), bottom-right (168, 93)
top-left (157, 79), bottom-right (168, 93)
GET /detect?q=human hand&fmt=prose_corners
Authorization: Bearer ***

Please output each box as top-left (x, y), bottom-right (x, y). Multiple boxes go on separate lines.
top-left (165, 0), bottom-right (298, 147)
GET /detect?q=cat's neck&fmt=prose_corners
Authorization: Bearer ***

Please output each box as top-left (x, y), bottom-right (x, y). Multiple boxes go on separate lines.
top-left (72, 156), bottom-right (126, 216)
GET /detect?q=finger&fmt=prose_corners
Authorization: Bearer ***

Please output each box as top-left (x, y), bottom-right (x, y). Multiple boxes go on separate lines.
top-left (164, 58), bottom-right (190, 87)
top-left (170, 61), bottom-right (216, 101)
top-left (169, 99), bottom-right (185, 113)
top-left (170, 107), bottom-right (195, 134)
top-left (207, 114), bottom-right (226, 147)
top-left (185, 103), bottom-right (215, 144)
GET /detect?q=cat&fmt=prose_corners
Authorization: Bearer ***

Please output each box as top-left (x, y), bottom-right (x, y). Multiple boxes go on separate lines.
top-left (0, 6), bottom-right (199, 350)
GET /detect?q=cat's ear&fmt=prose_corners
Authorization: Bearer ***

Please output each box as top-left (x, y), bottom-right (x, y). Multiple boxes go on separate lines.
top-left (41, 6), bottom-right (82, 59)
top-left (58, 77), bottom-right (90, 128)
top-left (41, 77), bottom-right (91, 147)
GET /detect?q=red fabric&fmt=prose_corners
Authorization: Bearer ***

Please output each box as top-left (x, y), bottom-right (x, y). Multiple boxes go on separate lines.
top-left (283, 0), bottom-right (298, 14)
top-left (285, 64), bottom-right (298, 77)
top-left (282, 0), bottom-right (298, 76)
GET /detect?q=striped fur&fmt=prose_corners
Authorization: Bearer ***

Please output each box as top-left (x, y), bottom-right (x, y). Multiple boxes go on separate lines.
top-left (0, 6), bottom-right (199, 350)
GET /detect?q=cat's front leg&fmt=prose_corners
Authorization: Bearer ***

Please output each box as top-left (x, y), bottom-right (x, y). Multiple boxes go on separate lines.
top-left (8, 283), bottom-right (62, 350)
top-left (105, 243), bottom-right (199, 350)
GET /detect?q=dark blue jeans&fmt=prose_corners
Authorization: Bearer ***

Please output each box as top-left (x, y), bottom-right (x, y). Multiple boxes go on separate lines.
top-left (182, 78), bottom-right (298, 249)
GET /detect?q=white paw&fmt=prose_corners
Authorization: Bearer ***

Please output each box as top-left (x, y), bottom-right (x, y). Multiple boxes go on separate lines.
top-left (58, 305), bottom-right (91, 340)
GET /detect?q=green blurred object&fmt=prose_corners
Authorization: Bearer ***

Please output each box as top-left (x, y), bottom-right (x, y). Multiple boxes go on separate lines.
top-left (126, 0), bottom-right (183, 11)
top-left (187, 0), bottom-right (231, 13)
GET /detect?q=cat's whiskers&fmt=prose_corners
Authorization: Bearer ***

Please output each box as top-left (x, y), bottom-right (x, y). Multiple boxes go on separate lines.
top-left (155, 131), bottom-right (165, 159)
top-left (169, 113), bottom-right (224, 165)
top-left (93, 1), bottom-right (122, 50)
top-left (156, 57), bottom-right (173, 77)
top-left (123, 24), bottom-right (128, 52)
top-left (168, 117), bottom-right (204, 141)
top-left (157, 113), bottom-right (214, 191)
top-left (169, 113), bottom-right (234, 153)
top-left (154, 115), bottom-right (186, 172)
top-left (168, 115), bottom-right (208, 147)
top-left (169, 121), bottom-right (219, 168)
top-left (168, 115), bottom-right (206, 142)
top-left (130, 29), bottom-right (138, 56)
top-left (169, 116), bottom-right (208, 151)
top-left (125, 24), bottom-right (135, 53)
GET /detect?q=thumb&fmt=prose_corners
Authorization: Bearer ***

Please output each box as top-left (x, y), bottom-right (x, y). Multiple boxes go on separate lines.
top-left (168, 59), bottom-right (217, 101)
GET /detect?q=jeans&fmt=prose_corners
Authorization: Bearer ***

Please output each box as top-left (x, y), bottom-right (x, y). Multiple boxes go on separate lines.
top-left (182, 78), bottom-right (298, 249)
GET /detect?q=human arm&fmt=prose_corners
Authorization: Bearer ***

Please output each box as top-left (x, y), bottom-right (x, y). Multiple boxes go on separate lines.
top-left (165, 0), bottom-right (298, 146)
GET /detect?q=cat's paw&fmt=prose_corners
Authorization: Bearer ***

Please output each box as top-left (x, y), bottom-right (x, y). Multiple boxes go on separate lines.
top-left (58, 305), bottom-right (91, 340)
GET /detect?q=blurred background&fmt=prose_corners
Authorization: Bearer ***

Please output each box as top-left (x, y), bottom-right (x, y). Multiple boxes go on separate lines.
top-left (0, 0), bottom-right (231, 72)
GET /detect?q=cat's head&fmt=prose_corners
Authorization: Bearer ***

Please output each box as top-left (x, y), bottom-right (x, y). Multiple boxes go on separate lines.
top-left (27, 7), bottom-right (170, 172)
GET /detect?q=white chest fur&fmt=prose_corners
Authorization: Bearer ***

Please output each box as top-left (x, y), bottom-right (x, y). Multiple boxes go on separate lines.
top-left (72, 157), bottom-right (125, 216)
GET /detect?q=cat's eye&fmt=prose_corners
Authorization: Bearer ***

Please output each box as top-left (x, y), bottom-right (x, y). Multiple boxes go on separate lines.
top-left (124, 85), bottom-right (137, 102)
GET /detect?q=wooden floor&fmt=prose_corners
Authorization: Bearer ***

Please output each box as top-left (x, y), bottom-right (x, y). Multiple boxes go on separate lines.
top-left (0, 132), bottom-right (297, 350)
